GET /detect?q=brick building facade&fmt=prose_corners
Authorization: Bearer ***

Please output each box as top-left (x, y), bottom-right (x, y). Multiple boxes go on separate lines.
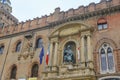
top-left (0, 0), bottom-right (120, 80)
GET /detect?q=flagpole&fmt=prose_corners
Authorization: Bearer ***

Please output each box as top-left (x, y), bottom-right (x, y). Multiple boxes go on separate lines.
top-left (43, 47), bottom-right (46, 71)
top-left (44, 22), bottom-right (51, 71)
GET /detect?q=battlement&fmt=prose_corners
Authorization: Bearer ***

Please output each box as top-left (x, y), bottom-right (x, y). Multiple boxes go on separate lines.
top-left (0, 0), bottom-right (120, 37)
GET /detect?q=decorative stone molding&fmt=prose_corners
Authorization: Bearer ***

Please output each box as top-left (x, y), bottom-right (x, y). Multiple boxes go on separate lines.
top-left (94, 37), bottom-right (118, 52)
top-left (18, 51), bottom-right (34, 60)
top-left (43, 64), bottom-right (95, 80)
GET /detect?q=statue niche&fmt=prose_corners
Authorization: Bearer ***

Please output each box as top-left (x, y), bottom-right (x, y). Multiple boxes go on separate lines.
top-left (63, 41), bottom-right (76, 64)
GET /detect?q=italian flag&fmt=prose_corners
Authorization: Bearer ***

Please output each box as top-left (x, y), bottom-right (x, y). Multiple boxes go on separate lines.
top-left (46, 45), bottom-right (50, 65)
top-left (46, 50), bottom-right (49, 65)
top-left (78, 47), bottom-right (80, 60)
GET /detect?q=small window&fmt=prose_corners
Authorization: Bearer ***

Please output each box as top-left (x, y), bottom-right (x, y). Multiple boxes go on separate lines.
top-left (15, 42), bottom-right (21, 52)
top-left (36, 38), bottom-right (43, 48)
top-left (10, 65), bottom-right (17, 79)
top-left (0, 45), bottom-right (4, 54)
top-left (0, 23), bottom-right (4, 28)
top-left (97, 18), bottom-right (108, 30)
top-left (31, 64), bottom-right (39, 77)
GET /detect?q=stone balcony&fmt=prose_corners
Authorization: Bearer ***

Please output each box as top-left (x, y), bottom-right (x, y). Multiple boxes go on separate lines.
top-left (42, 62), bottom-right (95, 80)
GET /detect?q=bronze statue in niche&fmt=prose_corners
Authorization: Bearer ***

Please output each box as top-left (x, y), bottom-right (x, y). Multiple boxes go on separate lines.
top-left (63, 41), bottom-right (76, 64)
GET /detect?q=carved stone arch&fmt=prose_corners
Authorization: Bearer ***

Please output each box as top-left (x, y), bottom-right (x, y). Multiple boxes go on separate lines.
top-left (60, 38), bottom-right (78, 64)
top-left (12, 39), bottom-right (22, 52)
top-left (99, 76), bottom-right (120, 80)
top-left (95, 38), bottom-right (117, 52)
top-left (61, 38), bottom-right (78, 50)
top-left (49, 21), bottom-right (94, 65)
top-left (28, 61), bottom-right (39, 78)
top-left (50, 21), bottom-right (93, 38)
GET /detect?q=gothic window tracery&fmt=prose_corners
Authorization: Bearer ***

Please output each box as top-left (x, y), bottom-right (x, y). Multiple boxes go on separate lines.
top-left (99, 43), bottom-right (115, 74)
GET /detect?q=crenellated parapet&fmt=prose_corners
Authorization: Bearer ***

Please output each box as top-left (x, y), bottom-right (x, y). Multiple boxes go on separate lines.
top-left (0, 0), bottom-right (120, 37)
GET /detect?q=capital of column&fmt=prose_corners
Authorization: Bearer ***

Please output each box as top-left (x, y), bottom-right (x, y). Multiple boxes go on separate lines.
top-left (86, 34), bottom-right (91, 37)
top-left (50, 40), bottom-right (59, 44)
top-left (80, 35), bottom-right (85, 39)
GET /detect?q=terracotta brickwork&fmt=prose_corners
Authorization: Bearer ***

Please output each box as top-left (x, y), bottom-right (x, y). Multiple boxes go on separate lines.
top-left (0, 0), bottom-right (119, 37)
top-left (0, 0), bottom-right (120, 80)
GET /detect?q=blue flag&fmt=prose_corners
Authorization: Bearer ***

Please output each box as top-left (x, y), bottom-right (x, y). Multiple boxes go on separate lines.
top-left (39, 47), bottom-right (44, 64)
top-left (2, 0), bottom-right (6, 4)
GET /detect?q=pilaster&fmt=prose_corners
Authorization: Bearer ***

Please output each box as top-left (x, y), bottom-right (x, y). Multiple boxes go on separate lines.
top-left (87, 35), bottom-right (93, 69)
top-left (53, 42), bottom-right (58, 66)
top-left (48, 42), bottom-right (53, 66)
top-left (81, 36), bottom-right (85, 67)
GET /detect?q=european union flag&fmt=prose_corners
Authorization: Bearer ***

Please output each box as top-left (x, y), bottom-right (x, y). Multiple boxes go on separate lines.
top-left (2, 0), bottom-right (6, 4)
top-left (39, 47), bottom-right (44, 64)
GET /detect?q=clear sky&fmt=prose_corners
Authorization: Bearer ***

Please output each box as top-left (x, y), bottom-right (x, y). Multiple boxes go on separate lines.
top-left (10, 0), bottom-right (101, 22)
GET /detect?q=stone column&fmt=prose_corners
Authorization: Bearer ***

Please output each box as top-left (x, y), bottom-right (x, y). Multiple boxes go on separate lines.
top-left (87, 35), bottom-right (93, 68)
top-left (48, 42), bottom-right (53, 66)
top-left (81, 36), bottom-right (85, 67)
top-left (53, 42), bottom-right (58, 66)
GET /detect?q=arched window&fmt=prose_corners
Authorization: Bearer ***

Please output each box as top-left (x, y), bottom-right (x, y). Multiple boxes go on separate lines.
top-left (0, 45), bottom-right (4, 54)
top-left (15, 41), bottom-right (21, 52)
top-left (99, 76), bottom-right (120, 80)
top-left (102, 78), bottom-right (120, 80)
top-left (97, 18), bottom-right (108, 30)
top-left (36, 38), bottom-right (43, 48)
top-left (31, 64), bottom-right (39, 77)
top-left (10, 65), bottom-right (17, 79)
top-left (84, 36), bottom-right (88, 67)
top-left (63, 41), bottom-right (76, 64)
top-left (99, 43), bottom-right (115, 74)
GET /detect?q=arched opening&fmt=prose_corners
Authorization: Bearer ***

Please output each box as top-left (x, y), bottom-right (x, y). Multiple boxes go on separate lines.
top-left (15, 41), bottom-right (21, 52)
top-left (31, 64), bottom-right (39, 77)
top-left (10, 65), bottom-right (17, 79)
top-left (36, 38), bottom-right (43, 48)
top-left (0, 45), bottom-right (4, 54)
top-left (99, 76), bottom-right (120, 80)
top-left (102, 78), bottom-right (120, 80)
top-left (99, 43), bottom-right (115, 74)
top-left (63, 41), bottom-right (76, 64)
